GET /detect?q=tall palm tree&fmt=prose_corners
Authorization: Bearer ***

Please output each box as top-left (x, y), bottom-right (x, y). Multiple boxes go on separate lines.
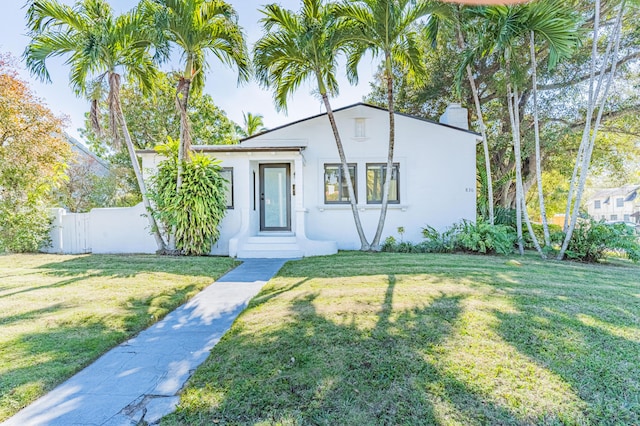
top-left (425, 3), bottom-right (495, 225)
top-left (558, 0), bottom-right (627, 260)
top-left (24, 0), bottom-right (167, 252)
top-left (144, 0), bottom-right (250, 188)
top-left (243, 112), bottom-right (266, 136)
top-left (480, 3), bottom-right (577, 257)
top-left (338, 0), bottom-right (431, 250)
top-left (253, 0), bottom-right (371, 250)
top-left (525, 0), bottom-right (580, 246)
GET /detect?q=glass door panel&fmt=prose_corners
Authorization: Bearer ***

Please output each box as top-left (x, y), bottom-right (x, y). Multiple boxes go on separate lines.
top-left (260, 164), bottom-right (291, 231)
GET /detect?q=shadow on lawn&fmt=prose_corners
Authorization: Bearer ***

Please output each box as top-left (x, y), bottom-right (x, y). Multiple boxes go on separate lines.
top-left (167, 275), bottom-right (522, 425)
top-left (495, 284), bottom-right (640, 424)
top-left (35, 255), bottom-right (238, 279)
top-left (0, 284), bottom-right (199, 421)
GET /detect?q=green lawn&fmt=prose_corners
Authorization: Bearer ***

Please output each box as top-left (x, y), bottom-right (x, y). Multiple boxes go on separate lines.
top-left (0, 254), bottom-right (238, 421)
top-left (164, 252), bottom-right (640, 425)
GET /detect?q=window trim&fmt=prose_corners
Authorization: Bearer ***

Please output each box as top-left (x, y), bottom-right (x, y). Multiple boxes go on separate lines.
top-left (366, 162), bottom-right (400, 204)
top-left (324, 163), bottom-right (357, 204)
top-left (221, 167), bottom-right (234, 209)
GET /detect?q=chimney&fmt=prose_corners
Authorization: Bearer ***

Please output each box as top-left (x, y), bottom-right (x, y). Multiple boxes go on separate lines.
top-left (439, 103), bottom-right (469, 130)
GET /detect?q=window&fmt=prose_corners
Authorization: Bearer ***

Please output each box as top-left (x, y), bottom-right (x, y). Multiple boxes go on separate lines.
top-left (616, 197), bottom-right (624, 207)
top-left (624, 214), bottom-right (630, 222)
top-left (594, 200), bottom-right (601, 209)
top-left (611, 214), bottom-right (618, 221)
top-left (367, 163), bottom-right (399, 204)
top-left (220, 167), bottom-right (233, 209)
top-left (324, 164), bottom-right (356, 203)
top-left (355, 118), bottom-right (366, 138)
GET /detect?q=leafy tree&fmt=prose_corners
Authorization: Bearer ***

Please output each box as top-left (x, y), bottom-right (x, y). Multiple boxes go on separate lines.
top-left (144, 0), bottom-right (250, 189)
top-left (254, 0), bottom-right (371, 250)
top-left (24, 0), bottom-right (168, 251)
top-left (82, 71), bottom-right (240, 151)
top-left (338, 0), bottom-right (431, 249)
top-left (0, 54), bottom-right (71, 252)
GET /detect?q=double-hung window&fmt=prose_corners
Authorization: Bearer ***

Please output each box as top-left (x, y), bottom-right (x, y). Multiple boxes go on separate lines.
top-left (366, 163), bottom-right (399, 204)
top-left (324, 164), bottom-right (356, 203)
top-left (220, 167), bottom-right (234, 209)
top-left (594, 200), bottom-right (601, 209)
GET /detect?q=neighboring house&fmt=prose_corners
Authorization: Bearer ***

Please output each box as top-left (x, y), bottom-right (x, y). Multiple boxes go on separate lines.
top-left (66, 135), bottom-right (110, 177)
top-left (587, 184), bottom-right (640, 224)
top-left (139, 103), bottom-right (480, 258)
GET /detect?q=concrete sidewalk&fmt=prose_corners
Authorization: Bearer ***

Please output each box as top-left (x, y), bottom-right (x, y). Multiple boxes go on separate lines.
top-left (2, 258), bottom-right (289, 426)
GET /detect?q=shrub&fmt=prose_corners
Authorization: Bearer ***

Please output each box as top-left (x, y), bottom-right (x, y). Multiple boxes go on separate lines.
top-left (523, 223), bottom-right (564, 249)
top-left (0, 202), bottom-right (51, 253)
top-left (455, 220), bottom-right (516, 255)
top-left (149, 140), bottom-right (227, 256)
top-left (564, 219), bottom-right (640, 263)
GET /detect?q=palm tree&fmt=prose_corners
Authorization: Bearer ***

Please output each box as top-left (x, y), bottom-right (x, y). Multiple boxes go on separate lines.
top-left (425, 3), bottom-right (495, 225)
top-left (525, 0), bottom-right (580, 246)
top-left (24, 0), bottom-right (167, 252)
top-left (480, 2), bottom-right (577, 257)
top-left (144, 0), bottom-right (250, 188)
top-left (243, 112), bottom-right (266, 136)
top-left (558, 0), bottom-right (627, 260)
top-left (338, 0), bottom-right (431, 250)
top-left (253, 0), bottom-right (371, 250)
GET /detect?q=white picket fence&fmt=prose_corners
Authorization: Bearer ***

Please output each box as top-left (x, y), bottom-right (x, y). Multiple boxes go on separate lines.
top-left (44, 203), bottom-right (156, 254)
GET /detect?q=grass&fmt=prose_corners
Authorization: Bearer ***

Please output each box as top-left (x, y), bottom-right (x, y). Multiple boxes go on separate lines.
top-left (0, 253), bottom-right (238, 421)
top-left (163, 252), bottom-right (640, 425)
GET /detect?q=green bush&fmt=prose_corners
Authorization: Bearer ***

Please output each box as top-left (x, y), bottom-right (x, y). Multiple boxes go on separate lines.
top-left (149, 141), bottom-right (227, 256)
top-left (0, 202), bottom-right (51, 253)
top-left (383, 221), bottom-right (515, 255)
top-left (523, 223), bottom-right (564, 249)
top-left (454, 220), bottom-right (516, 255)
top-left (564, 219), bottom-right (640, 263)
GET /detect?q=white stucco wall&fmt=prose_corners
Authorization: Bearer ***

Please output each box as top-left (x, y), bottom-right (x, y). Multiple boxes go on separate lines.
top-left (243, 104), bottom-right (478, 249)
top-left (138, 104), bottom-right (478, 252)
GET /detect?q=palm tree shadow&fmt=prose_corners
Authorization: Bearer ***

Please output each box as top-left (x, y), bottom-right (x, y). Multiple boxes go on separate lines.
top-left (169, 274), bottom-right (523, 425)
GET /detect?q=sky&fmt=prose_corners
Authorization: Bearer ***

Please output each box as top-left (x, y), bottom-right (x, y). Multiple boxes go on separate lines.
top-left (0, 0), bottom-right (378, 145)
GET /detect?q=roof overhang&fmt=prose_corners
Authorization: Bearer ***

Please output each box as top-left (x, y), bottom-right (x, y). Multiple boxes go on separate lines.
top-left (137, 145), bottom-right (306, 155)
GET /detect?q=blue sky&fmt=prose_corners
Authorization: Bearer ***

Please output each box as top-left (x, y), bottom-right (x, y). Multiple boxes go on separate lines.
top-left (0, 0), bottom-right (377, 144)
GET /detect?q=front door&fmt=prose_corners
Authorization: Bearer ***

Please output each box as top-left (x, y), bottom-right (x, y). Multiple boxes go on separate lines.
top-left (259, 164), bottom-right (291, 231)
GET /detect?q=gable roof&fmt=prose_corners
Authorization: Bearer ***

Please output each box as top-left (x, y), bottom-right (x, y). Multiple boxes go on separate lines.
top-left (240, 102), bottom-right (481, 143)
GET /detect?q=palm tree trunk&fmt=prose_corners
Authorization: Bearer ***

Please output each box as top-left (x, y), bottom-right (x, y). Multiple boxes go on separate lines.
top-left (109, 72), bottom-right (167, 252)
top-left (371, 53), bottom-right (395, 250)
top-left (175, 76), bottom-right (192, 190)
top-left (456, 20), bottom-right (494, 225)
top-left (558, 0), bottom-right (625, 260)
top-left (505, 72), bottom-right (523, 255)
top-left (321, 94), bottom-right (370, 250)
top-left (512, 83), bottom-right (544, 258)
top-left (530, 31), bottom-right (550, 246)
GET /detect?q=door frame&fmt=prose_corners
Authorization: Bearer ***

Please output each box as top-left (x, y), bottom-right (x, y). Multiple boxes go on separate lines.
top-left (259, 163), bottom-right (291, 232)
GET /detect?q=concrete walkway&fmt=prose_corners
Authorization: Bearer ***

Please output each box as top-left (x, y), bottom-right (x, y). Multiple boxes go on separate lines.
top-left (2, 258), bottom-right (289, 426)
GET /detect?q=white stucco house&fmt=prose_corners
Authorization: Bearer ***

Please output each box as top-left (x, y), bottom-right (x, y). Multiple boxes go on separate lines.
top-left (137, 103), bottom-right (480, 258)
top-left (587, 184), bottom-right (640, 224)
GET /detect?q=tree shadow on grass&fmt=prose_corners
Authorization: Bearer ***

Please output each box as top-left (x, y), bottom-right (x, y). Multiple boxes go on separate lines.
top-left (0, 283), bottom-right (200, 421)
top-left (495, 298), bottom-right (640, 424)
top-left (166, 275), bottom-right (523, 425)
top-left (35, 255), bottom-right (238, 279)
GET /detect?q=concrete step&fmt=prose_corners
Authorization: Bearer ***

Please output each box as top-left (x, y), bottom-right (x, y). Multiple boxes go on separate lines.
top-left (237, 249), bottom-right (304, 258)
top-left (246, 236), bottom-right (297, 244)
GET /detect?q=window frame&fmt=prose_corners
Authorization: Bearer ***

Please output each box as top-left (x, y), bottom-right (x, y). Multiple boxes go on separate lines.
top-left (220, 167), bottom-right (234, 209)
top-left (324, 163), bottom-right (357, 204)
top-left (616, 197), bottom-right (624, 207)
top-left (366, 163), bottom-right (400, 204)
top-left (594, 200), bottom-right (601, 209)
top-left (611, 214), bottom-right (618, 221)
